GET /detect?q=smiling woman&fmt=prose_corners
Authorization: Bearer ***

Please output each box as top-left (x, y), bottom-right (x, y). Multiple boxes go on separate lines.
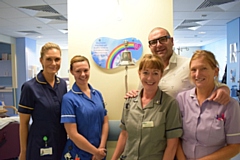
top-left (189, 50), bottom-right (219, 101)
top-left (176, 50), bottom-right (240, 160)
top-left (60, 55), bottom-right (109, 160)
top-left (18, 42), bottom-right (67, 160)
top-left (112, 54), bottom-right (183, 160)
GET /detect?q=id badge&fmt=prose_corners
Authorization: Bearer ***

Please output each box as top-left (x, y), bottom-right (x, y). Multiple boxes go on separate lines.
top-left (40, 147), bottom-right (53, 156)
top-left (64, 152), bottom-right (72, 159)
top-left (142, 121), bottom-right (154, 128)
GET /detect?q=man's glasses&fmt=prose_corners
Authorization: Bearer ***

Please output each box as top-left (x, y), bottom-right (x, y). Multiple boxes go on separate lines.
top-left (148, 36), bottom-right (171, 46)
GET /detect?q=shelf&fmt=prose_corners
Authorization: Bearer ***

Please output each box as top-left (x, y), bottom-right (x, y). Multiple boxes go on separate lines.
top-left (0, 89), bottom-right (12, 93)
top-left (0, 87), bottom-right (12, 92)
top-left (0, 60), bottom-right (11, 61)
top-left (0, 60), bottom-right (12, 78)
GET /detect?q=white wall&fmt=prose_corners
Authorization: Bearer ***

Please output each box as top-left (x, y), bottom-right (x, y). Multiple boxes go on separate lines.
top-left (68, 0), bottom-right (173, 159)
top-left (0, 34), bottom-right (16, 44)
top-left (68, 0), bottom-right (173, 120)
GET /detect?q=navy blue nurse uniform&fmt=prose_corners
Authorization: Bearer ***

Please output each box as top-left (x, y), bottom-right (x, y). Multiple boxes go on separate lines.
top-left (18, 70), bottom-right (67, 160)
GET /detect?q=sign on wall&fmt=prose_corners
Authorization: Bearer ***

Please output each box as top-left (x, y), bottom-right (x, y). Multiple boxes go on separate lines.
top-left (91, 37), bottom-right (143, 69)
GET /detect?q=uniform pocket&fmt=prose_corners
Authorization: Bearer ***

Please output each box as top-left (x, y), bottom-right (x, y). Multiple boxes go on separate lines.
top-left (150, 112), bottom-right (166, 142)
top-left (208, 119), bottom-right (225, 145)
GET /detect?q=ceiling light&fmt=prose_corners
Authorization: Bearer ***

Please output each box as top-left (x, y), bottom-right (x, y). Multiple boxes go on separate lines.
top-left (199, 31), bottom-right (206, 34)
top-left (19, 5), bottom-right (59, 14)
top-left (59, 29), bottom-right (68, 34)
top-left (188, 26), bottom-right (201, 30)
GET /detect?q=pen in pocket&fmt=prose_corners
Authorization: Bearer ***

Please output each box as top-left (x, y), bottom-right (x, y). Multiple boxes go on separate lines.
top-left (216, 113), bottom-right (225, 121)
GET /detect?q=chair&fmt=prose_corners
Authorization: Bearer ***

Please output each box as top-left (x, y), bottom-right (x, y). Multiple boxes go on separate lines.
top-left (3, 106), bottom-right (18, 117)
top-left (108, 120), bottom-right (121, 141)
top-left (0, 105), bottom-right (19, 159)
top-left (0, 121), bottom-right (20, 160)
top-left (0, 108), bottom-right (8, 118)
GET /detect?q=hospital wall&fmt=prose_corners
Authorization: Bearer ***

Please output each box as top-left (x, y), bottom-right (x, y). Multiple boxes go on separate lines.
top-left (174, 40), bottom-right (228, 82)
top-left (68, 0), bottom-right (173, 120)
top-left (67, 0), bottom-right (173, 159)
top-left (3, 1), bottom-right (238, 159)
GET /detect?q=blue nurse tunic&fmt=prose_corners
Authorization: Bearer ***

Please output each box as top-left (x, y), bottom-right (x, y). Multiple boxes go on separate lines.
top-left (18, 71), bottom-right (67, 160)
top-left (61, 83), bottom-right (107, 160)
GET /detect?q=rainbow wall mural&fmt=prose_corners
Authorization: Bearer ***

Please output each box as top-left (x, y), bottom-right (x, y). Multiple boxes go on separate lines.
top-left (91, 37), bottom-right (143, 69)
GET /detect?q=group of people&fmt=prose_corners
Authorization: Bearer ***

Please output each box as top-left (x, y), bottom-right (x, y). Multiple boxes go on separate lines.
top-left (17, 27), bottom-right (240, 160)
top-left (18, 43), bottom-right (108, 160)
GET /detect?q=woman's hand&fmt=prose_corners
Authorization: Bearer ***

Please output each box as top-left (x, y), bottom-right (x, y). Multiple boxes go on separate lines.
top-left (92, 148), bottom-right (106, 160)
top-left (124, 90), bottom-right (139, 99)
